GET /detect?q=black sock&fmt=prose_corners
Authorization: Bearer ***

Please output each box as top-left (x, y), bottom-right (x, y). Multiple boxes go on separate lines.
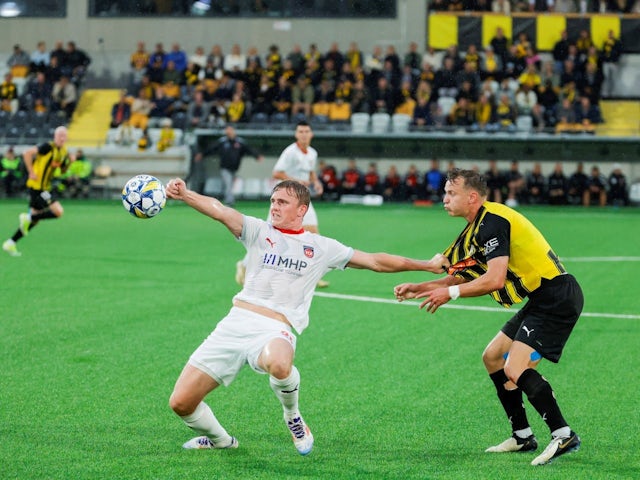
top-left (31, 210), bottom-right (56, 221)
top-left (489, 369), bottom-right (530, 432)
top-left (11, 230), bottom-right (23, 243)
top-left (517, 368), bottom-right (568, 433)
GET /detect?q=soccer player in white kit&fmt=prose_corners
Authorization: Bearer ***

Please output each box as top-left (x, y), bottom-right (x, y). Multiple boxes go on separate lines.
top-left (236, 120), bottom-right (330, 287)
top-left (165, 178), bottom-right (447, 455)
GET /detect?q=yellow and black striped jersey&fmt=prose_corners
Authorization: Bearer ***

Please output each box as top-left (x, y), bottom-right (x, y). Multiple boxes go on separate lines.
top-left (443, 201), bottom-right (566, 307)
top-left (26, 142), bottom-right (69, 191)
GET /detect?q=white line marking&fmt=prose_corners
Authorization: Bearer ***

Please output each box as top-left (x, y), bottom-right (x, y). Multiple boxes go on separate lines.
top-left (561, 256), bottom-right (640, 262)
top-left (314, 292), bottom-right (640, 320)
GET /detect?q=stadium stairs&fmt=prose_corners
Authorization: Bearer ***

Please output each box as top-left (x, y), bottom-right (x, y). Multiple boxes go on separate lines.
top-left (596, 100), bottom-right (640, 137)
top-left (64, 89), bottom-right (191, 198)
top-left (67, 89), bottom-right (121, 147)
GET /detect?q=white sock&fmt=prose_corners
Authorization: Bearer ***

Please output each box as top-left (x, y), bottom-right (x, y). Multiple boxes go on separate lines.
top-left (270, 366), bottom-right (300, 418)
top-left (551, 426), bottom-right (571, 439)
top-left (180, 402), bottom-right (232, 445)
top-left (514, 427), bottom-right (533, 439)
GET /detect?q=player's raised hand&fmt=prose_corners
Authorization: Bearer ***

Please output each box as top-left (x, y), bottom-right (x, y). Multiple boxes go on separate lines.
top-left (431, 253), bottom-right (450, 272)
top-left (165, 178), bottom-right (187, 200)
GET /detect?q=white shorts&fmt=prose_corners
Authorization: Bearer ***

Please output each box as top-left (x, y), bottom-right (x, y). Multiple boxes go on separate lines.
top-left (188, 307), bottom-right (297, 387)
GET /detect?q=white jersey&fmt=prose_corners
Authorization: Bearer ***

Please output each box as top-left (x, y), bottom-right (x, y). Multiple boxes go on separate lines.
top-left (271, 141), bottom-right (319, 226)
top-left (234, 215), bottom-right (354, 334)
top-left (272, 142), bottom-right (318, 182)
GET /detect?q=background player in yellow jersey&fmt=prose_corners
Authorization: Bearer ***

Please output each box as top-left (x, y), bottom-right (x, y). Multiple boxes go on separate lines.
top-left (394, 168), bottom-right (583, 467)
top-left (2, 126), bottom-right (75, 257)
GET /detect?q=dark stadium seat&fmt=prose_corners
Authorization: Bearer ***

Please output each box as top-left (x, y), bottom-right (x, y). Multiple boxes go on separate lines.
top-left (250, 112), bottom-right (269, 124)
top-left (48, 113), bottom-right (67, 128)
top-left (312, 114), bottom-right (329, 124)
top-left (11, 110), bottom-right (29, 127)
top-left (270, 112), bottom-right (289, 124)
top-left (292, 112), bottom-right (307, 124)
top-left (5, 126), bottom-right (22, 144)
top-left (22, 126), bottom-right (41, 142)
top-left (0, 110), bottom-right (10, 127)
top-left (19, 93), bottom-right (34, 111)
top-left (29, 111), bottom-right (49, 127)
top-left (171, 111), bottom-right (187, 130)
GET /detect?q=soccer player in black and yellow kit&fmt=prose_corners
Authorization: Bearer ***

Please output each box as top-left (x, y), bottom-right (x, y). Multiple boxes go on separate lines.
top-left (394, 168), bottom-right (583, 466)
top-left (3, 126), bottom-right (74, 257)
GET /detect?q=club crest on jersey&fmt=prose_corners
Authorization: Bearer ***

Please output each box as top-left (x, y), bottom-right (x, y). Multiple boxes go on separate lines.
top-left (303, 245), bottom-right (314, 258)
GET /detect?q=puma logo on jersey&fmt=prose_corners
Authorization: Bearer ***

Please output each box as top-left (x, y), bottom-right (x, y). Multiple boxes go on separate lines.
top-left (522, 326), bottom-right (534, 337)
top-left (266, 237), bottom-right (276, 248)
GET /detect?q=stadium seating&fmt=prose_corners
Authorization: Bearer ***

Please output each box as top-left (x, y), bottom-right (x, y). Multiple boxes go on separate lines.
top-left (4, 126), bottom-right (21, 144)
top-left (350, 112), bottom-right (370, 133)
top-left (170, 111), bottom-right (187, 130)
top-left (371, 112), bottom-right (391, 134)
top-left (11, 110), bottom-right (29, 128)
top-left (23, 126), bottom-right (41, 142)
top-left (311, 114), bottom-right (329, 125)
top-left (437, 96), bottom-right (456, 117)
top-left (250, 112), bottom-right (269, 124)
top-left (516, 115), bottom-right (533, 133)
top-left (270, 112), bottom-right (290, 125)
top-left (392, 113), bottom-right (412, 133)
top-left (29, 111), bottom-right (48, 127)
top-left (0, 110), bottom-right (10, 129)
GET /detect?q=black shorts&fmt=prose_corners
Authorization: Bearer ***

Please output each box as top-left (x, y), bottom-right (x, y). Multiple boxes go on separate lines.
top-left (28, 188), bottom-right (58, 211)
top-left (501, 274), bottom-right (583, 363)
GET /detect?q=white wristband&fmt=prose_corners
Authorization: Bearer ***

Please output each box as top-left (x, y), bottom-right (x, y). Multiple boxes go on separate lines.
top-left (448, 285), bottom-right (461, 300)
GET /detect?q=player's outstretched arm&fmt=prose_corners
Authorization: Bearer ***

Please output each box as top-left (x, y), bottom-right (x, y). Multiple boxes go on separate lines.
top-left (22, 145), bottom-right (38, 180)
top-left (394, 276), bottom-right (458, 302)
top-left (166, 178), bottom-right (243, 237)
top-left (347, 250), bottom-right (448, 274)
top-left (403, 256), bottom-right (509, 314)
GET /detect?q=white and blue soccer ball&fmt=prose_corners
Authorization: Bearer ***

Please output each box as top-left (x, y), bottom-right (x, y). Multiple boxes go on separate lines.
top-left (122, 174), bottom-right (166, 219)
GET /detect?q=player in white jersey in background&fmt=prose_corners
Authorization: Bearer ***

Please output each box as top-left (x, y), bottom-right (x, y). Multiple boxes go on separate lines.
top-left (165, 178), bottom-right (447, 455)
top-left (236, 120), bottom-right (330, 288)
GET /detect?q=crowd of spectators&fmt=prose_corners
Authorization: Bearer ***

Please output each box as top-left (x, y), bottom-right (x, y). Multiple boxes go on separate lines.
top-left (0, 34), bottom-right (631, 204)
top-left (317, 158), bottom-right (633, 207)
top-left (0, 40), bottom-right (91, 141)
top-left (116, 29), bottom-right (621, 137)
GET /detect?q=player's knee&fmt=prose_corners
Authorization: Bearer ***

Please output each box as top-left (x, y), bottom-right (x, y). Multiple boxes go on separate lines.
top-left (169, 391), bottom-right (196, 416)
top-left (503, 364), bottom-right (522, 385)
top-left (482, 345), bottom-right (502, 368)
top-left (266, 360), bottom-right (292, 380)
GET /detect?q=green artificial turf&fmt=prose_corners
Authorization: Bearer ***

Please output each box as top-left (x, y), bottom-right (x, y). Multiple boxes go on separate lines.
top-left (1, 199), bottom-right (639, 479)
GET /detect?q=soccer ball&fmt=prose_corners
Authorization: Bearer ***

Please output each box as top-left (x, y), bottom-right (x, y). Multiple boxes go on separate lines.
top-left (122, 174), bottom-right (166, 219)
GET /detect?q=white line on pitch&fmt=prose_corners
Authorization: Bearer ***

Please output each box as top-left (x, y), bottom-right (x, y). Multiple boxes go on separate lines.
top-left (313, 292), bottom-right (640, 320)
top-left (561, 256), bottom-right (640, 262)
